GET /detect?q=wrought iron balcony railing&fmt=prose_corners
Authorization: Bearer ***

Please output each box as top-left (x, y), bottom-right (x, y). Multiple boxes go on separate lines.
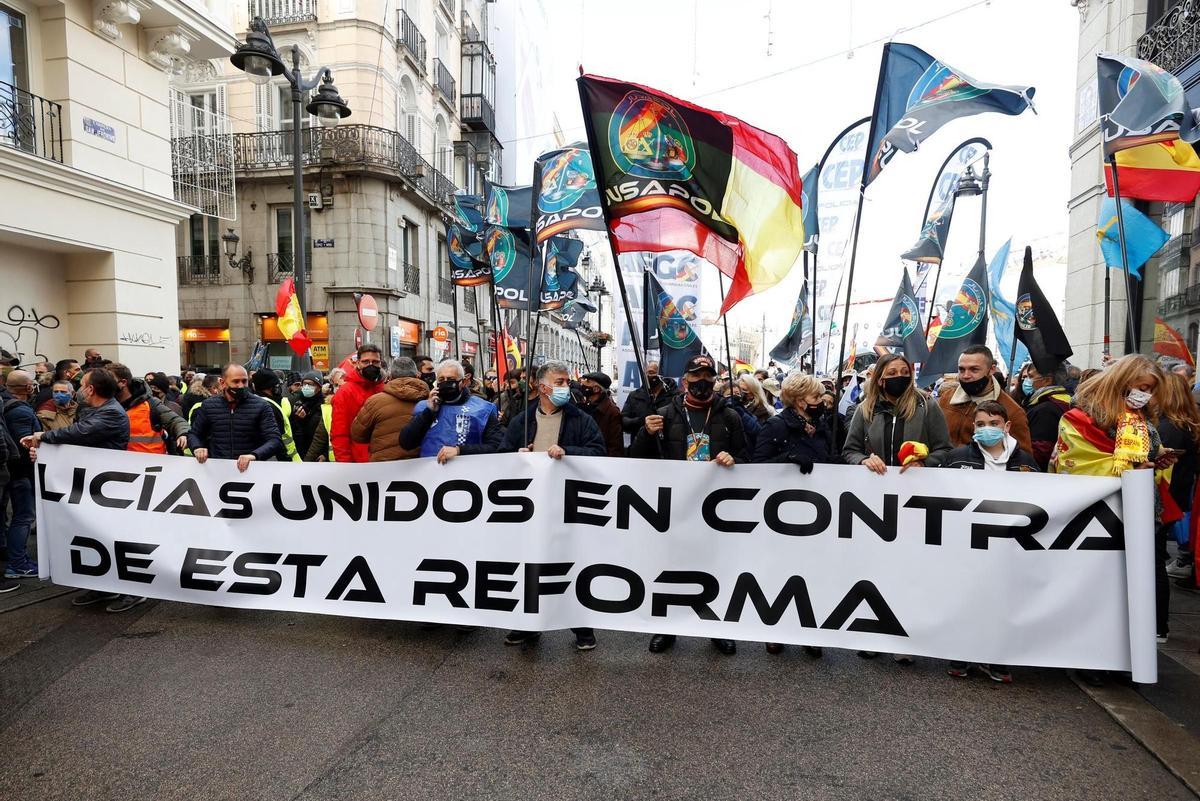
top-left (0, 80), bottom-right (63, 163)
top-left (1137, 0), bottom-right (1200, 74)
top-left (228, 125), bottom-right (458, 208)
top-left (1159, 282), bottom-right (1200, 316)
top-left (403, 261), bottom-right (421, 294)
top-left (177, 255), bottom-right (227, 286)
top-left (433, 58), bottom-right (456, 106)
top-left (438, 276), bottom-right (453, 304)
top-left (268, 252), bottom-right (312, 284)
top-left (460, 94), bottom-right (494, 133)
top-left (247, 0), bottom-right (316, 25)
top-left (398, 10), bottom-right (427, 74)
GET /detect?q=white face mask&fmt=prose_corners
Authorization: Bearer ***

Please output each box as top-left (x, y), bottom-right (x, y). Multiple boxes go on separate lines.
top-left (1126, 388), bottom-right (1153, 410)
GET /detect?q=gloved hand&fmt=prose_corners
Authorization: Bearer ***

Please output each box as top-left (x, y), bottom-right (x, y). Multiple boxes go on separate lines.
top-left (793, 456), bottom-right (814, 474)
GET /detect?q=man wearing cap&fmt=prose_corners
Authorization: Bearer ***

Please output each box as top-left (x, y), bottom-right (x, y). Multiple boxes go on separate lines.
top-left (620, 360), bottom-right (675, 438)
top-left (577, 371), bottom-right (623, 457)
top-left (631, 354), bottom-right (745, 656)
top-left (252, 370), bottom-right (301, 462)
top-left (289, 371), bottom-right (327, 460)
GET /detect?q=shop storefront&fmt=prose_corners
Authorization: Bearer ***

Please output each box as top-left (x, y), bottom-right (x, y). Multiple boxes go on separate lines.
top-left (389, 319), bottom-right (421, 359)
top-left (261, 313), bottom-right (330, 371)
top-left (181, 326), bottom-right (231, 372)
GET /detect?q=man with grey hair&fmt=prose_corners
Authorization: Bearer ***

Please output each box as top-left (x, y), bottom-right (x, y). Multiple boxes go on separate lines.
top-left (501, 360), bottom-right (606, 651)
top-left (1172, 361), bottom-right (1196, 381)
top-left (352, 357), bottom-right (430, 461)
top-left (400, 357), bottom-right (502, 462)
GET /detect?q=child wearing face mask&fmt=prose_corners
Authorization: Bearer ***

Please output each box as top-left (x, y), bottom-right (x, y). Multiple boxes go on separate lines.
top-left (944, 401), bottom-right (1040, 473)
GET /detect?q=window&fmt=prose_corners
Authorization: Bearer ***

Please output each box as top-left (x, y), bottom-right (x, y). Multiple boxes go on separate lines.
top-left (0, 3), bottom-right (27, 90)
top-left (399, 76), bottom-right (418, 144)
top-left (1162, 266), bottom-right (1182, 298)
top-left (402, 220), bottom-right (418, 267)
top-left (189, 214), bottom-right (221, 258)
top-left (1165, 203), bottom-right (1186, 239)
top-left (434, 114), bottom-right (451, 175)
top-left (187, 90), bottom-right (224, 136)
top-left (274, 206), bottom-right (312, 270)
top-left (1189, 323), bottom-right (1199, 356)
top-left (436, 21), bottom-right (448, 60)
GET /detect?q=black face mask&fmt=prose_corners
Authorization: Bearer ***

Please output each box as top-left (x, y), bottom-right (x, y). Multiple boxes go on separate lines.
top-left (958, 374), bottom-right (991, 397)
top-left (359, 365), bottom-right (382, 383)
top-left (420, 371), bottom-right (435, 387)
top-left (805, 403), bottom-right (824, 416)
top-left (437, 379), bottom-right (462, 404)
top-left (882, 375), bottom-right (912, 398)
top-left (228, 386), bottom-right (248, 403)
top-left (688, 379), bottom-right (715, 400)
top-left (648, 376), bottom-right (664, 392)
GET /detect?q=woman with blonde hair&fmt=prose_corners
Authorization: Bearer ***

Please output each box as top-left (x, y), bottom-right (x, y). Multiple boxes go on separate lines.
top-left (754, 372), bottom-right (837, 658)
top-left (736, 373), bottom-right (775, 423)
top-left (843, 353), bottom-right (952, 475)
top-left (1051, 354), bottom-right (1172, 477)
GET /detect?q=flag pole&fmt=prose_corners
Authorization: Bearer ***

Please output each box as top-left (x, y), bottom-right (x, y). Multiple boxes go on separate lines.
top-left (452, 284), bottom-right (461, 361)
top-left (806, 250), bottom-right (816, 372)
top-left (832, 183), bottom-right (868, 415)
top-left (473, 285), bottom-right (486, 375)
top-left (576, 76), bottom-right (653, 396)
top-left (718, 273), bottom-right (736, 380)
top-left (1107, 154), bottom-right (1141, 353)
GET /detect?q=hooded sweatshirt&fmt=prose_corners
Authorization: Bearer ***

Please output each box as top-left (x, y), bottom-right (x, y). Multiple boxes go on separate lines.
top-left (350, 376), bottom-right (430, 461)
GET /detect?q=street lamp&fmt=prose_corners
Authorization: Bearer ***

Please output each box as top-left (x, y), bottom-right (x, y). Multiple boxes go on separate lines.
top-left (221, 228), bottom-right (253, 281)
top-left (230, 16), bottom-right (351, 369)
top-left (588, 271), bottom-right (609, 371)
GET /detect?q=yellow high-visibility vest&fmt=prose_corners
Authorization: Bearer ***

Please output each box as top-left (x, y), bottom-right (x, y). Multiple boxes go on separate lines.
top-left (263, 396), bottom-right (301, 462)
top-left (321, 402), bottom-right (335, 462)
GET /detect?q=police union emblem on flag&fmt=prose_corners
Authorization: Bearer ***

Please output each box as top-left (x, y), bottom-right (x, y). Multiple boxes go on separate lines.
top-left (609, 92), bottom-right (697, 180)
top-left (486, 188), bottom-right (509, 226)
top-left (537, 147), bottom-right (596, 214)
top-left (485, 227), bottom-right (516, 282)
top-left (1016, 293), bottom-right (1037, 330)
top-left (657, 289), bottom-right (699, 350)
top-left (894, 295), bottom-right (920, 339)
top-left (940, 278), bottom-right (987, 339)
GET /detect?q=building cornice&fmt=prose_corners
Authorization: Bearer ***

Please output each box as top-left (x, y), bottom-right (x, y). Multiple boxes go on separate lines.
top-left (0, 147), bottom-right (195, 225)
top-left (323, 285), bottom-right (408, 299)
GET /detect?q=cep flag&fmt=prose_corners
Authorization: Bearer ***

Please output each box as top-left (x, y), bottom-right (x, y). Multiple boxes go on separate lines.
top-left (801, 162), bottom-right (819, 253)
top-left (1097, 53), bottom-right (1198, 155)
top-left (875, 269), bottom-right (929, 364)
top-left (865, 42), bottom-right (1034, 186)
top-left (1014, 246), bottom-right (1073, 374)
top-left (646, 270), bottom-right (708, 381)
top-left (579, 74), bottom-right (806, 315)
top-left (532, 144), bottom-right (606, 243)
top-left (485, 183), bottom-right (533, 230)
top-left (769, 279), bottom-right (814, 365)
top-left (917, 254), bottom-right (990, 387)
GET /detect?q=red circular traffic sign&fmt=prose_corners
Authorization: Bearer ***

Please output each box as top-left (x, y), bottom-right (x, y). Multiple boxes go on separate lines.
top-left (357, 294), bottom-right (379, 331)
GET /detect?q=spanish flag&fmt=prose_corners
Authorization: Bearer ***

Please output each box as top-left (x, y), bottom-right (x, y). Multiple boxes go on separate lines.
top-left (1103, 139), bottom-right (1200, 202)
top-left (579, 75), bottom-right (805, 314)
top-left (274, 277), bottom-right (312, 357)
top-left (1153, 316), bottom-right (1195, 367)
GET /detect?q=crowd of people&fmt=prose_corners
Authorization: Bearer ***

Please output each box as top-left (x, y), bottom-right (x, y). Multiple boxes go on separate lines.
top-left (0, 343), bottom-right (1196, 684)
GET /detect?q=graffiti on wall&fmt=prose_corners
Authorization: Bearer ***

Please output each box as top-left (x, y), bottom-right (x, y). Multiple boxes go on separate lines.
top-left (0, 305), bottom-right (60, 368)
top-left (118, 331), bottom-right (172, 348)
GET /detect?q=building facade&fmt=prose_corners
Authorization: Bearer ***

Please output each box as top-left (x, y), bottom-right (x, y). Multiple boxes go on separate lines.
top-left (171, 0), bottom-right (503, 372)
top-left (0, 0), bottom-right (235, 374)
top-left (1068, 0), bottom-right (1200, 367)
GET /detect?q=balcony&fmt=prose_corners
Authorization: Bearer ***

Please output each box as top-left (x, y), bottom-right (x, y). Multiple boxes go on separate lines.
top-left (1137, 0), bottom-right (1200, 74)
top-left (247, 0), bottom-right (316, 25)
top-left (177, 255), bottom-right (226, 286)
top-left (228, 124), bottom-right (458, 208)
top-left (1159, 282), bottom-right (1200, 316)
top-left (460, 40), bottom-right (495, 133)
top-left (0, 80), bottom-right (63, 163)
top-left (268, 253), bottom-right (312, 284)
top-left (403, 261), bottom-right (420, 294)
top-left (433, 58), bottom-right (456, 107)
top-left (438, 276), bottom-right (453, 304)
top-left (397, 10), bottom-right (427, 74)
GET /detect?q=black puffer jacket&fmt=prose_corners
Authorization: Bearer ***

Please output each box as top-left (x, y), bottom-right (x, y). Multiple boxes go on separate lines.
top-left (630, 394), bottom-right (747, 462)
top-left (752, 407), bottom-right (836, 467)
top-left (186, 393), bottom-right (282, 461)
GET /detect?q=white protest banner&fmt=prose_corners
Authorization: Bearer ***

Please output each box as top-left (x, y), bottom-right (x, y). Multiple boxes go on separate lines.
top-left (35, 445), bottom-right (1156, 682)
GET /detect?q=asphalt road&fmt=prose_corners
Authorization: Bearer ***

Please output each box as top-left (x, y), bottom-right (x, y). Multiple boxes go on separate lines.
top-left (0, 591), bottom-right (1194, 801)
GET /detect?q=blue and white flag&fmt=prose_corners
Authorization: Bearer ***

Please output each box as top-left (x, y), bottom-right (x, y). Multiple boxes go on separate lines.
top-left (1097, 197), bottom-right (1169, 280)
top-left (985, 238), bottom-right (1030, 375)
